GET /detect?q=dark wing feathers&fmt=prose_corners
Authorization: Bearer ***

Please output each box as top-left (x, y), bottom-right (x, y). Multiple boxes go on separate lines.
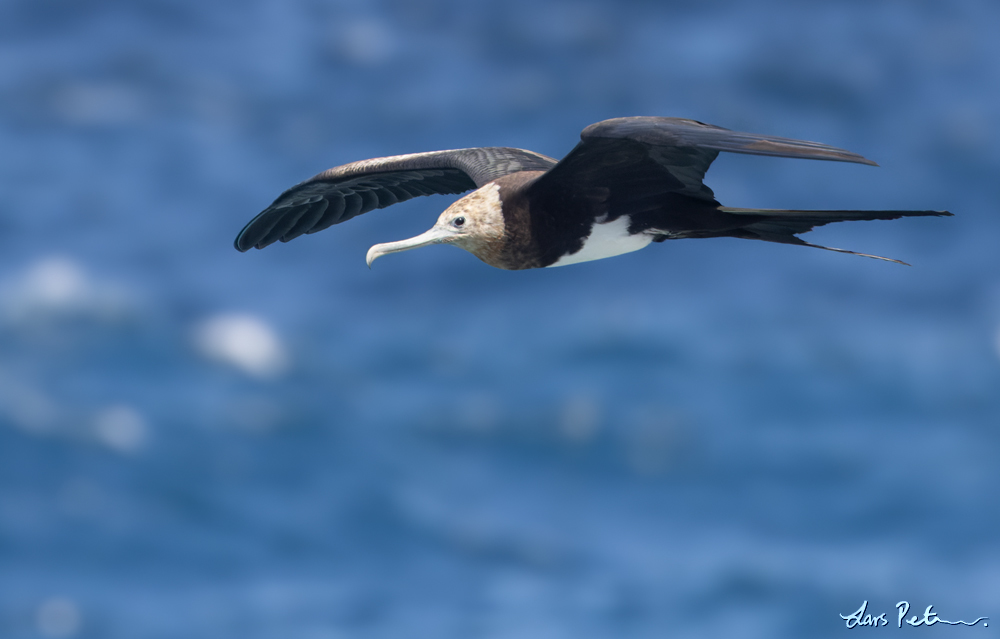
top-left (543, 116), bottom-right (880, 205)
top-left (581, 116), bottom-right (878, 166)
top-left (235, 147), bottom-right (557, 251)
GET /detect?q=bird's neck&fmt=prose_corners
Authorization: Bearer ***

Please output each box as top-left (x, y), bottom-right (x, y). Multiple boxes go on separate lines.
top-left (469, 172), bottom-right (544, 270)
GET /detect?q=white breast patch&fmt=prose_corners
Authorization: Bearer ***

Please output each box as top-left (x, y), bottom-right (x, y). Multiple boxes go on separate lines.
top-left (547, 215), bottom-right (653, 267)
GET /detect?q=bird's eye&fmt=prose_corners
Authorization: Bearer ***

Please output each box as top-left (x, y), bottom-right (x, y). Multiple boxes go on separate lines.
top-left (453, 216), bottom-right (465, 227)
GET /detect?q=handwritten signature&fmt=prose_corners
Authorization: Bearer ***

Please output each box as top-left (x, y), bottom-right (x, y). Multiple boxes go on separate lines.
top-left (840, 601), bottom-right (988, 629)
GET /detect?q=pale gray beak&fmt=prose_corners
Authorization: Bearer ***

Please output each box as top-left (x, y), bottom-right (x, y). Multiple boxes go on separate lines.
top-left (366, 226), bottom-right (457, 268)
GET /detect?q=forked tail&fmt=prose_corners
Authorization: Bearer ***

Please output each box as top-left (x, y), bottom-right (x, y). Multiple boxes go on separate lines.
top-left (718, 207), bottom-right (952, 265)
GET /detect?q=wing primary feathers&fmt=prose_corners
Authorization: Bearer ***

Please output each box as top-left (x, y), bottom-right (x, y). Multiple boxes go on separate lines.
top-left (341, 193), bottom-right (363, 222)
top-left (374, 188), bottom-right (399, 207)
top-left (258, 203), bottom-right (312, 248)
top-left (235, 147), bottom-right (557, 251)
top-left (307, 196), bottom-right (347, 234)
top-left (582, 117), bottom-right (878, 166)
top-left (281, 200), bottom-right (328, 242)
top-left (357, 190), bottom-right (379, 214)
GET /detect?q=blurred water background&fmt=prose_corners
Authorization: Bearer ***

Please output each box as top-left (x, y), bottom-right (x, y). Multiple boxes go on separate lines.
top-left (1, 1), bottom-right (999, 637)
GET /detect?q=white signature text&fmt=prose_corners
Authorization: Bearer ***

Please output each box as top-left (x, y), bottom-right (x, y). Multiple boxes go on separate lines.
top-left (840, 601), bottom-right (988, 629)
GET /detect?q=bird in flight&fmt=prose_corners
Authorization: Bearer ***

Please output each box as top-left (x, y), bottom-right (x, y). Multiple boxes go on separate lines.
top-left (235, 117), bottom-right (949, 268)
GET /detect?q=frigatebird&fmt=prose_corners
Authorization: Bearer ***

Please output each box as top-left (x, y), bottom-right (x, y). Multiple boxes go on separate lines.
top-left (235, 117), bottom-right (949, 268)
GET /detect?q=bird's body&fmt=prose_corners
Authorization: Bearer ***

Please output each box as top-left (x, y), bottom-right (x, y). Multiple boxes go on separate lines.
top-left (235, 117), bottom-right (950, 268)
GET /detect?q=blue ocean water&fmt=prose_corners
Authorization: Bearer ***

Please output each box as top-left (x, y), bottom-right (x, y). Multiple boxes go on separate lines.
top-left (1, 1), bottom-right (998, 637)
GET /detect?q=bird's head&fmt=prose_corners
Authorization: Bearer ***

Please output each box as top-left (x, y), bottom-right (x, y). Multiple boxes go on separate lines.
top-left (366, 183), bottom-right (505, 267)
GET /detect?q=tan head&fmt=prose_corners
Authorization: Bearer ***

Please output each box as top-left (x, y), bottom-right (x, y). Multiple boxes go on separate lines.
top-left (366, 182), bottom-right (506, 267)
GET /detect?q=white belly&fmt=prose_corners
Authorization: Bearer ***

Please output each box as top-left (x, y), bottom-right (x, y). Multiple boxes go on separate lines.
top-left (547, 216), bottom-right (653, 267)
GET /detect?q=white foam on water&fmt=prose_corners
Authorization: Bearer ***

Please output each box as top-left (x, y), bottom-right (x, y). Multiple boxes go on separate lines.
top-left (194, 313), bottom-right (289, 379)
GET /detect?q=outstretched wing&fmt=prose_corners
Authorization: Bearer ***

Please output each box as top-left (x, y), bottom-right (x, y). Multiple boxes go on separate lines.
top-left (520, 117), bottom-right (881, 264)
top-left (235, 147), bottom-right (557, 251)
top-left (533, 116), bottom-right (877, 204)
